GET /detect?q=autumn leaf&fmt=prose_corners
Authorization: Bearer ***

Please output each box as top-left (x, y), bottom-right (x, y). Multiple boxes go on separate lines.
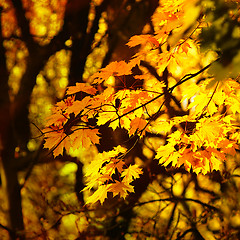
top-left (85, 185), bottom-right (109, 205)
top-left (156, 144), bottom-right (181, 167)
top-left (103, 159), bottom-right (125, 176)
top-left (150, 119), bottom-right (173, 134)
top-left (43, 127), bottom-right (70, 157)
top-left (66, 82), bottom-right (97, 95)
top-left (92, 61), bottom-right (132, 84)
top-left (70, 128), bottom-right (100, 150)
top-left (45, 96), bottom-right (75, 126)
top-left (108, 180), bottom-right (134, 199)
top-left (178, 148), bottom-right (211, 174)
top-left (129, 117), bottom-right (149, 136)
top-left (45, 111), bottom-right (68, 127)
top-left (127, 34), bottom-right (159, 48)
top-left (65, 96), bottom-right (92, 116)
top-left (191, 118), bottom-right (223, 147)
top-left (97, 107), bottom-right (119, 130)
top-left (121, 164), bottom-right (143, 183)
top-left (188, 92), bottom-right (218, 116)
top-left (222, 79), bottom-right (240, 114)
top-left (206, 147), bottom-right (225, 170)
top-left (84, 146), bottom-right (126, 186)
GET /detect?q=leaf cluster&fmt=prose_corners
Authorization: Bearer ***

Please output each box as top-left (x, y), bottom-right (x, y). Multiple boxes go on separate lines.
top-left (43, 0), bottom-right (240, 206)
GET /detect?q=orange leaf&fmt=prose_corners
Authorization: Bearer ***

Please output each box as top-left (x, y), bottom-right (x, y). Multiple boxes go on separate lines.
top-left (129, 117), bottom-right (149, 136)
top-left (92, 61), bottom-right (132, 84)
top-left (66, 82), bottom-right (97, 95)
top-left (43, 127), bottom-right (70, 157)
top-left (65, 96), bottom-right (91, 116)
top-left (181, 42), bottom-right (191, 54)
top-left (127, 34), bottom-right (159, 48)
top-left (108, 180), bottom-right (134, 199)
top-left (70, 128), bottom-right (100, 150)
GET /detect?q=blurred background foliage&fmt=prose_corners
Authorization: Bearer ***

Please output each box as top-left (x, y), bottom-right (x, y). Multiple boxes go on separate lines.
top-left (201, 0), bottom-right (240, 83)
top-left (1, 0), bottom-right (240, 239)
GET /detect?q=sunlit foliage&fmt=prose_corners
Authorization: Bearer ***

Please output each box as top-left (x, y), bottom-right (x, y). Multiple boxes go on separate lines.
top-left (2, 0), bottom-right (240, 239)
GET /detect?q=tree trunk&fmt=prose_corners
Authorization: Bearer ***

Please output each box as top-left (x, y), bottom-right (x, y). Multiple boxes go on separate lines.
top-left (0, 138), bottom-right (24, 239)
top-left (0, 8), bottom-right (25, 239)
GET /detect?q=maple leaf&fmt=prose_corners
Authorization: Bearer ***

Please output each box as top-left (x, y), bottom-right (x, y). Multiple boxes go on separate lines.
top-left (129, 117), bottom-right (149, 136)
top-left (66, 82), bottom-right (97, 95)
top-left (45, 111), bottom-right (68, 127)
top-left (65, 96), bottom-right (92, 116)
top-left (97, 110), bottom-right (119, 130)
top-left (113, 159), bottom-right (125, 173)
top-left (41, 0), bottom-right (240, 210)
top-left (103, 159), bottom-right (125, 176)
top-left (108, 180), bottom-right (134, 199)
top-left (150, 119), bottom-right (173, 134)
top-left (127, 91), bottom-right (152, 108)
top-left (121, 164), bottom-right (143, 183)
top-left (92, 61), bottom-right (132, 84)
top-left (129, 52), bottom-right (144, 67)
top-left (127, 34), bottom-right (159, 48)
top-left (206, 147), bottom-right (225, 170)
top-left (85, 185), bottom-right (109, 205)
top-left (84, 146), bottom-right (126, 182)
top-left (164, 151), bottom-right (182, 168)
top-left (191, 118), bottom-right (223, 147)
top-left (181, 82), bottom-right (200, 103)
top-left (45, 96), bottom-right (75, 126)
top-left (157, 51), bottom-right (172, 73)
top-left (222, 80), bottom-right (240, 114)
top-left (43, 127), bottom-right (70, 157)
top-left (156, 142), bottom-right (182, 167)
top-left (70, 128), bottom-right (100, 150)
top-left (85, 157), bottom-right (109, 178)
top-left (188, 92), bottom-right (218, 116)
top-left (97, 107), bottom-right (118, 124)
top-left (220, 139), bottom-right (238, 156)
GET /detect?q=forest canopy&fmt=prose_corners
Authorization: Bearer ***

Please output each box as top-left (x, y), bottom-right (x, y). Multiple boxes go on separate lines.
top-left (1, 0), bottom-right (240, 239)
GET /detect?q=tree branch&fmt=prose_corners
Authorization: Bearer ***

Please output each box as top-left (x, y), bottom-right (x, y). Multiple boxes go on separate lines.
top-left (135, 197), bottom-right (220, 212)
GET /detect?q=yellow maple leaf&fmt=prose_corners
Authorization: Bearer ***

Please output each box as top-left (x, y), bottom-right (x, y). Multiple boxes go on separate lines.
top-left (151, 119), bottom-right (173, 134)
top-left (206, 147), bottom-right (225, 171)
top-left (164, 151), bottom-right (182, 167)
top-left (103, 159), bottom-right (125, 176)
top-left (188, 93), bottom-right (218, 116)
top-left (84, 146), bottom-right (126, 182)
top-left (85, 173), bottom-right (112, 191)
top-left (85, 158), bottom-right (109, 178)
top-left (85, 185), bottom-right (109, 205)
top-left (121, 164), bottom-right (143, 183)
top-left (97, 108), bottom-right (119, 130)
top-left (192, 118), bottom-right (223, 147)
